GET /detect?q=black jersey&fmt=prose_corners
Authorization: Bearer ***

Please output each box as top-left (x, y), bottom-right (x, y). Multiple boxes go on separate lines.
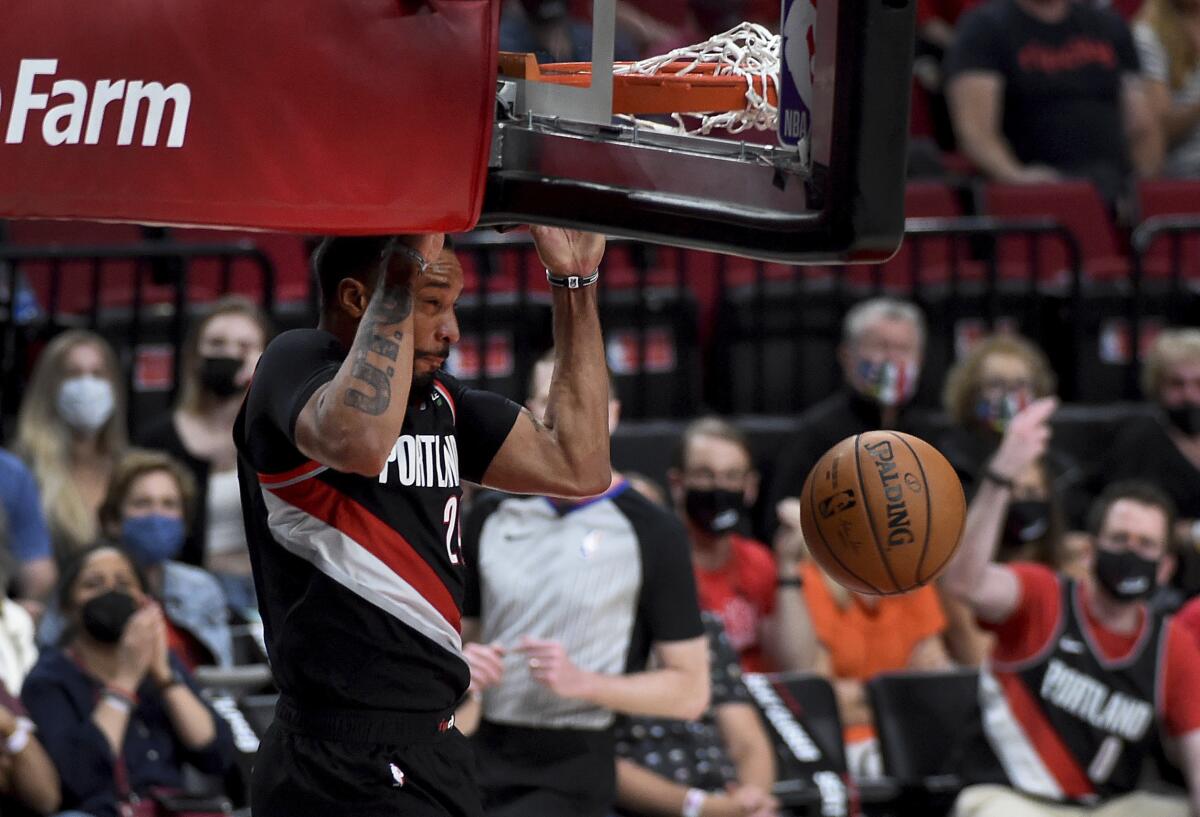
top-left (235, 329), bottom-right (520, 713)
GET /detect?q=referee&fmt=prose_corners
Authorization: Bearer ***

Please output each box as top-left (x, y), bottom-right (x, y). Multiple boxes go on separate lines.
top-left (457, 350), bottom-right (710, 817)
top-left (234, 228), bottom-right (611, 817)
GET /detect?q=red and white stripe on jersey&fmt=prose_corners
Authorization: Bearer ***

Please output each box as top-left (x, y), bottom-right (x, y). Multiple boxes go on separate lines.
top-left (433, 380), bottom-right (456, 424)
top-left (980, 667), bottom-right (1094, 800)
top-left (258, 459), bottom-right (328, 489)
top-left (258, 471), bottom-right (462, 656)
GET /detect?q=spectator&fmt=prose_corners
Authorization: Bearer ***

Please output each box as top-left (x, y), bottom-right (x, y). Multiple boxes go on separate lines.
top-left (0, 448), bottom-right (56, 614)
top-left (139, 297), bottom-right (269, 617)
top-left (670, 417), bottom-right (822, 675)
top-left (21, 544), bottom-right (235, 817)
top-left (459, 350), bottom-right (708, 817)
top-left (939, 334), bottom-right (1087, 523)
top-left (614, 613), bottom-right (779, 817)
top-left (500, 0), bottom-right (639, 64)
top-left (97, 450), bottom-right (234, 669)
top-left (37, 451), bottom-right (234, 670)
top-left (15, 330), bottom-right (128, 560)
top-left (0, 576), bottom-right (38, 697)
top-left (945, 0), bottom-right (1160, 205)
top-left (774, 498), bottom-right (951, 779)
top-left (941, 400), bottom-right (1200, 816)
top-left (1103, 328), bottom-right (1200, 549)
top-left (0, 685), bottom-right (60, 817)
top-left (1135, 0), bottom-right (1200, 178)
top-left (767, 297), bottom-right (926, 538)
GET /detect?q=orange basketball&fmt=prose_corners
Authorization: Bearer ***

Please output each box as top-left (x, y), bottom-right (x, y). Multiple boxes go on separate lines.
top-left (799, 431), bottom-right (965, 595)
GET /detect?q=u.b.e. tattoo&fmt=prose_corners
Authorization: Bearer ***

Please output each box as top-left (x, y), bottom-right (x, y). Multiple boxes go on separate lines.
top-left (343, 284), bottom-right (413, 416)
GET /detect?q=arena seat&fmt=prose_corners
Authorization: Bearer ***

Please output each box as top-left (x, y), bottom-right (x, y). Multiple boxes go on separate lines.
top-left (748, 672), bottom-right (898, 815)
top-left (1136, 179), bottom-right (1200, 281)
top-left (169, 228), bottom-right (313, 304)
top-left (984, 182), bottom-right (1128, 284)
top-left (867, 668), bottom-right (982, 816)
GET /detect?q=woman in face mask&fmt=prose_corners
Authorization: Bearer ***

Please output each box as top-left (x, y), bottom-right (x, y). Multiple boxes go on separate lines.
top-left (15, 330), bottom-right (128, 559)
top-left (18, 543), bottom-right (235, 817)
top-left (97, 450), bottom-right (234, 670)
top-left (137, 297), bottom-right (270, 619)
top-left (1104, 330), bottom-right (1200, 553)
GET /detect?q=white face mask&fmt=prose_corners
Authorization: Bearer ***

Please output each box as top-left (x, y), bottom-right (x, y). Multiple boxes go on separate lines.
top-left (57, 375), bottom-right (115, 432)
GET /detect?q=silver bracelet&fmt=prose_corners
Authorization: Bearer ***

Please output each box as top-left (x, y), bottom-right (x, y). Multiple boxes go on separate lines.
top-left (681, 787), bottom-right (707, 817)
top-left (546, 268), bottom-right (599, 289)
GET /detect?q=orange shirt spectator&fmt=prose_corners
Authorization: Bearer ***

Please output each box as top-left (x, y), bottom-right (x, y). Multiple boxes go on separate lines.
top-left (802, 561), bottom-right (949, 745)
top-left (694, 534), bottom-right (777, 673)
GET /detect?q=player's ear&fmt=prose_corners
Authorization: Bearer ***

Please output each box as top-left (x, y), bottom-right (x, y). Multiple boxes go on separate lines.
top-left (338, 277), bottom-right (371, 320)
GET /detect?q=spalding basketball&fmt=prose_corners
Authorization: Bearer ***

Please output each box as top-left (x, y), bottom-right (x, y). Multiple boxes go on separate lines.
top-left (800, 431), bottom-right (965, 595)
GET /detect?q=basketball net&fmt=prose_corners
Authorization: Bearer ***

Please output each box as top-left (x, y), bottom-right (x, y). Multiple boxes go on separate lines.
top-left (613, 22), bottom-right (780, 136)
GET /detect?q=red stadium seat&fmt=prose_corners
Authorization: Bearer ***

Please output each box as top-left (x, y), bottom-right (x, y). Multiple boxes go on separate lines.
top-left (1136, 179), bottom-right (1200, 281)
top-left (985, 182), bottom-right (1128, 284)
top-left (169, 229), bottom-right (312, 303)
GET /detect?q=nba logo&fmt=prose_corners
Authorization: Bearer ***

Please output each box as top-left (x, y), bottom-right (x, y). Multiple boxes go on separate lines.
top-left (779, 0), bottom-right (816, 150)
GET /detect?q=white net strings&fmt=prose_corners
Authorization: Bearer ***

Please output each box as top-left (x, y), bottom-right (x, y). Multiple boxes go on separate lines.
top-left (612, 22), bottom-right (780, 135)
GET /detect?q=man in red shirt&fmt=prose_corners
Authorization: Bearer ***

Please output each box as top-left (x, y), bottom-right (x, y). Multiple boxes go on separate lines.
top-left (941, 397), bottom-right (1200, 817)
top-left (669, 416), bottom-right (821, 674)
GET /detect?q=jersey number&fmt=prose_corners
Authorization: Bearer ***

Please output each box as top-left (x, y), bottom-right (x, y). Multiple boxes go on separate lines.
top-left (443, 496), bottom-right (463, 565)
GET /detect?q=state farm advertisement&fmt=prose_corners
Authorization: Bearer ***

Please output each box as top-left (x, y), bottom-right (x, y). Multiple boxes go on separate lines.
top-left (0, 0), bottom-right (498, 233)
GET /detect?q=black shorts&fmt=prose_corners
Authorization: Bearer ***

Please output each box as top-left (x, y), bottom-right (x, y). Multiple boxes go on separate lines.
top-left (472, 719), bottom-right (615, 817)
top-left (252, 696), bottom-right (482, 817)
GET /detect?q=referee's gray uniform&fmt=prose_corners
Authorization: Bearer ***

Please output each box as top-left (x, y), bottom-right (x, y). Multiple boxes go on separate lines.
top-left (462, 480), bottom-right (703, 817)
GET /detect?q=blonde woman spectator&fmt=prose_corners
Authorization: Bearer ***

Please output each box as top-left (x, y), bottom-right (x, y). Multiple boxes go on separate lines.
top-left (1135, 0), bottom-right (1200, 177)
top-left (16, 331), bottom-right (127, 559)
top-left (138, 297), bottom-right (270, 616)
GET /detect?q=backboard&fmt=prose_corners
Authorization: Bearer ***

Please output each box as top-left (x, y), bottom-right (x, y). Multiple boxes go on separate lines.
top-left (0, 0), bottom-right (914, 264)
top-left (482, 0), bottom-right (917, 263)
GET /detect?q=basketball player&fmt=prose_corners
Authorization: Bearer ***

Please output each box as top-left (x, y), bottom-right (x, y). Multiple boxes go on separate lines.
top-left (940, 398), bottom-right (1200, 817)
top-left (234, 228), bottom-right (610, 817)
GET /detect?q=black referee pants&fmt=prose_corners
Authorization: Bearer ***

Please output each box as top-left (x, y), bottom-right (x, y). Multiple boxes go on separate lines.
top-left (252, 696), bottom-right (482, 817)
top-left (473, 719), bottom-right (616, 817)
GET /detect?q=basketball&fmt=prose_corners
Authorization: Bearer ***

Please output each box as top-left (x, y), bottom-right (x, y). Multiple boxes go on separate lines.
top-left (800, 431), bottom-right (965, 595)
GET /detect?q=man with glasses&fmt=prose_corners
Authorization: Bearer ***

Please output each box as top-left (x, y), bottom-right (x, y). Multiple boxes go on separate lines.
top-left (766, 297), bottom-right (926, 540)
top-left (669, 417), bottom-right (822, 674)
top-left (940, 402), bottom-right (1200, 817)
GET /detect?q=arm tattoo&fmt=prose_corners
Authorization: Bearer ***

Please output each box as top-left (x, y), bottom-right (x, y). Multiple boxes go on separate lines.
top-left (344, 282), bottom-right (413, 416)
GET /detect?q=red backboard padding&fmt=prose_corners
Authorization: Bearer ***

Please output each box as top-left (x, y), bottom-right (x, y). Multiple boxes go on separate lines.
top-left (0, 0), bottom-right (498, 234)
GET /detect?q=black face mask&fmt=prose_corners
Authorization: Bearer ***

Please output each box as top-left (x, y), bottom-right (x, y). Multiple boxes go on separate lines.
top-left (1004, 500), bottom-right (1051, 546)
top-left (198, 356), bottom-right (244, 398)
top-left (1165, 404), bottom-right (1200, 437)
top-left (80, 590), bottom-right (139, 644)
top-left (1094, 548), bottom-right (1159, 602)
top-left (684, 488), bottom-right (745, 534)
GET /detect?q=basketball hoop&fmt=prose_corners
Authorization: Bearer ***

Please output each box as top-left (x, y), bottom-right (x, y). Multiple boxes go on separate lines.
top-left (499, 23), bottom-right (782, 136)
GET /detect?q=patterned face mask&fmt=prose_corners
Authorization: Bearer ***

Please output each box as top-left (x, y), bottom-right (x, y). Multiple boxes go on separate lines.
top-left (975, 389), bottom-right (1032, 432)
top-left (855, 358), bottom-right (919, 407)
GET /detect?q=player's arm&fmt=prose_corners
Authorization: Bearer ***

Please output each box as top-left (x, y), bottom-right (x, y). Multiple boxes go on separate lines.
top-left (293, 235), bottom-right (441, 476)
top-left (939, 398), bottom-right (1056, 623)
top-left (480, 227), bottom-right (611, 498)
top-left (517, 635), bottom-right (710, 720)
